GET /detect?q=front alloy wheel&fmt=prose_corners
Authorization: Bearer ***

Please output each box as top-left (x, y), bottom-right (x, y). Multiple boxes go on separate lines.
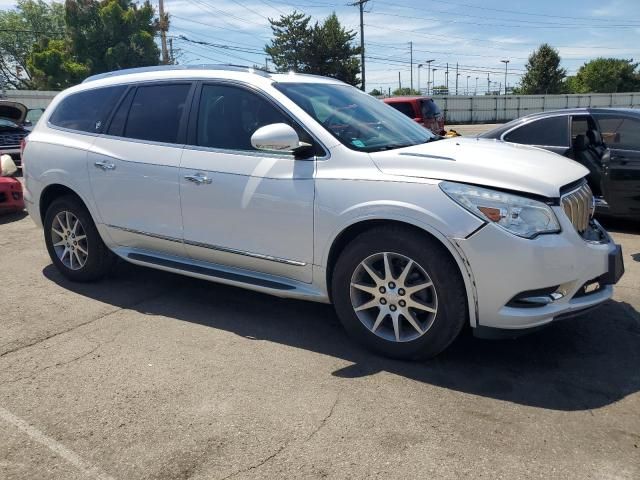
top-left (350, 252), bottom-right (438, 342)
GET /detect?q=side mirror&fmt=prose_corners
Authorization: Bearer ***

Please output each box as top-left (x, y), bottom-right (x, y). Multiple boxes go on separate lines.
top-left (251, 123), bottom-right (311, 154)
top-left (1, 154), bottom-right (18, 177)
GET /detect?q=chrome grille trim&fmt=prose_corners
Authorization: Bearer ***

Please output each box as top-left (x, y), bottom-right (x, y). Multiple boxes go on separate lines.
top-left (561, 183), bottom-right (593, 234)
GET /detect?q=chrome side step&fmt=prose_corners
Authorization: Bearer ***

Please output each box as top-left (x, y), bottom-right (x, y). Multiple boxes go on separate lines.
top-left (115, 248), bottom-right (329, 303)
top-left (127, 252), bottom-right (293, 290)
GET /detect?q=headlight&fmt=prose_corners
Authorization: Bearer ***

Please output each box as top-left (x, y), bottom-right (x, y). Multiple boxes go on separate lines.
top-left (440, 181), bottom-right (560, 239)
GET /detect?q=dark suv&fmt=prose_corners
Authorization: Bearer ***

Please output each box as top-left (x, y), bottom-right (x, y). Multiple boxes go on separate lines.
top-left (481, 108), bottom-right (640, 218)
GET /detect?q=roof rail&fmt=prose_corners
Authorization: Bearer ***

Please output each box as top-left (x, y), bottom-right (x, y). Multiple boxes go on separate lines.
top-left (82, 64), bottom-right (272, 83)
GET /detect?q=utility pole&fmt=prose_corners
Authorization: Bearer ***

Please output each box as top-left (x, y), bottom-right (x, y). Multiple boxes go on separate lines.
top-left (417, 64), bottom-right (423, 94)
top-left (487, 73), bottom-right (490, 95)
top-left (350, 0), bottom-right (370, 91)
top-left (409, 41), bottom-right (413, 92)
top-left (169, 38), bottom-right (174, 64)
top-left (431, 69), bottom-right (437, 95)
top-left (424, 59), bottom-right (434, 96)
top-left (445, 63), bottom-right (449, 93)
top-left (398, 71), bottom-right (401, 90)
top-left (455, 63), bottom-right (459, 95)
top-left (475, 77), bottom-right (478, 96)
top-left (466, 75), bottom-right (470, 95)
top-left (501, 59), bottom-right (510, 95)
top-left (159, 0), bottom-right (169, 64)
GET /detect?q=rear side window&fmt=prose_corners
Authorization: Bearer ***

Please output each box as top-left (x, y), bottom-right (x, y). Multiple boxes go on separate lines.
top-left (387, 102), bottom-right (416, 118)
top-left (49, 86), bottom-right (126, 133)
top-left (123, 83), bottom-right (191, 143)
top-left (504, 116), bottom-right (569, 147)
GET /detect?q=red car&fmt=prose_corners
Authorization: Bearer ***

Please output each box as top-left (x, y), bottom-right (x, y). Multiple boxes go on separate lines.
top-left (383, 96), bottom-right (445, 135)
top-left (0, 177), bottom-right (24, 214)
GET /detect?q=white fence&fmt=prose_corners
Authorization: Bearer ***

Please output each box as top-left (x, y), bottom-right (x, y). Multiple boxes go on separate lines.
top-left (0, 90), bottom-right (58, 109)
top-left (437, 92), bottom-right (640, 124)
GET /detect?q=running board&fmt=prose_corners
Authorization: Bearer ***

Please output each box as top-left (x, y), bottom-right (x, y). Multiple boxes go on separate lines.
top-left (127, 252), bottom-right (294, 290)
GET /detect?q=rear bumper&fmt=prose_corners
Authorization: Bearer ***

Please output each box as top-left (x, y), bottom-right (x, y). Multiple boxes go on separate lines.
top-left (456, 210), bottom-right (620, 331)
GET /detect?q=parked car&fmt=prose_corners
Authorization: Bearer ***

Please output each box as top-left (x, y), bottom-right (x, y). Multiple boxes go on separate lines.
top-left (23, 66), bottom-right (623, 359)
top-left (0, 154), bottom-right (24, 214)
top-left (480, 108), bottom-right (640, 218)
top-left (0, 101), bottom-right (33, 167)
top-left (383, 96), bottom-right (445, 135)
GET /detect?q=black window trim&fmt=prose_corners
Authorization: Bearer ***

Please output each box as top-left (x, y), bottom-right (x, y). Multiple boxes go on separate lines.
top-left (47, 84), bottom-right (129, 137)
top-left (101, 80), bottom-right (197, 147)
top-left (184, 79), bottom-right (329, 160)
top-left (500, 114), bottom-right (572, 148)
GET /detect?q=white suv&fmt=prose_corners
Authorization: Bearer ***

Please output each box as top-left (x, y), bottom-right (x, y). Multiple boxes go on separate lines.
top-left (23, 66), bottom-right (624, 359)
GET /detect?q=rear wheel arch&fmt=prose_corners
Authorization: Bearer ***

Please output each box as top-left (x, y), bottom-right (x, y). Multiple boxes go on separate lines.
top-left (39, 184), bottom-right (87, 224)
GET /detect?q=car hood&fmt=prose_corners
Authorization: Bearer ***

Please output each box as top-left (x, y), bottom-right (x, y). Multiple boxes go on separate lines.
top-left (369, 137), bottom-right (588, 198)
top-left (0, 101), bottom-right (27, 124)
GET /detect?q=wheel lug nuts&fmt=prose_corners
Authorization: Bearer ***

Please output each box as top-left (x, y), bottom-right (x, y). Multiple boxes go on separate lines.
top-left (398, 288), bottom-right (405, 296)
top-left (399, 300), bottom-right (406, 307)
top-left (380, 298), bottom-right (387, 305)
top-left (390, 305), bottom-right (397, 311)
top-left (388, 282), bottom-right (396, 289)
top-left (379, 287), bottom-right (386, 294)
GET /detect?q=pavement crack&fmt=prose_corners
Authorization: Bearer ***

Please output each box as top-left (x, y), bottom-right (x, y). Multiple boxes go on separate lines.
top-left (305, 393), bottom-right (340, 442)
top-left (219, 444), bottom-right (287, 480)
top-left (0, 288), bottom-right (171, 359)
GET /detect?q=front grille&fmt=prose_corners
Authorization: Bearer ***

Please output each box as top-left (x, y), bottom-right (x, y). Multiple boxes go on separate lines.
top-left (0, 131), bottom-right (28, 147)
top-left (561, 182), bottom-right (593, 234)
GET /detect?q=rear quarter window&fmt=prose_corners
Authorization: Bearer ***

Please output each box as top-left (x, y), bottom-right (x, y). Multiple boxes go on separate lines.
top-left (49, 86), bottom-right (126, 133)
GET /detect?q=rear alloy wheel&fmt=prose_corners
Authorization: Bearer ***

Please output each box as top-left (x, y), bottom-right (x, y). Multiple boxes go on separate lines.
top-left (44, 195), bottom-right (115, 282)
top-left (332, 226), bottom-right (467, 360)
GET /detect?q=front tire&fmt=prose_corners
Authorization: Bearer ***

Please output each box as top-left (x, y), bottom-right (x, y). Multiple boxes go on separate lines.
top-left (332, 226), bottom-right (467, 360)
top-left (44, 195), bottom-right (115, 282)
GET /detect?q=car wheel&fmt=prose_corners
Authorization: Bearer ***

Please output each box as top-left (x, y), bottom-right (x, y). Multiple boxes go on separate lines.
top-left (332, 226), bottom-right (467, 360)
top-left (44, 195), bottom-right (115, 282)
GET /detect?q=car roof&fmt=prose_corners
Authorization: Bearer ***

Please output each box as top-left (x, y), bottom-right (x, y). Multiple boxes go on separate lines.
top-left (384, 96), bottom-right (433, 103)
top-left (72, 64), bottom-right (346, 94)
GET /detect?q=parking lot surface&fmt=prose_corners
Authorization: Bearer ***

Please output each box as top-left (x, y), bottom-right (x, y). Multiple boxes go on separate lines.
top-left (1, 210), bottom-right (639, 480)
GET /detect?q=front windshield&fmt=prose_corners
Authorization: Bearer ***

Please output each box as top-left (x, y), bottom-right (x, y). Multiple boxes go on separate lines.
top-left (274, 82), bottom-right (437, 152)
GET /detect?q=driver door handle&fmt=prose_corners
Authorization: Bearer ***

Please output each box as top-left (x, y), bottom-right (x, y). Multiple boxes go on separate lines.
top-left (184, 172), bottom-right (212, 185)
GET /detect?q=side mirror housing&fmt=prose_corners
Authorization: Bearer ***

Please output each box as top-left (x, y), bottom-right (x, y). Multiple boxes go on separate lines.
top-left (1, 154), bottom-right (18, 177)
top-left (251, 123), bottom-right (311, 154)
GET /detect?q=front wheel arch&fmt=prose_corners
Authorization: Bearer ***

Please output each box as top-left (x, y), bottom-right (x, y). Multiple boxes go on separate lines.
top-left (325, 219), bottom-right (477, 327)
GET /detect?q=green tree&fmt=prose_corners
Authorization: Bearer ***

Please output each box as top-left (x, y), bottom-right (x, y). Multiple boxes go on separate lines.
top-left (0, 0), bottom-right (65, 89)
top-left (570, 58), bottom-right (640, 93)
top-left (265, 11), bottom-right (312, 73)
top-left (265, 11), bottom-right (361, 86)
top-left (28, 37), bottom-right (89, 89)
top-left (65, 0), bottom-right (160, 74)
top-left (392, 87), bottom-right (420, 96)
top-left (307, 13), bottom-right (360, 85)
top-left (518, 43), bottom-right (566, 94)
top-left (369, 88), bottom-right (383, 96)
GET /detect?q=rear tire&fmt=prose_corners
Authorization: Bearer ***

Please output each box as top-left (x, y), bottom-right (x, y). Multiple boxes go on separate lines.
top-left (331, 226), bottom-right (467, 360)
top-left (44, 195), bottom-right (115, 282)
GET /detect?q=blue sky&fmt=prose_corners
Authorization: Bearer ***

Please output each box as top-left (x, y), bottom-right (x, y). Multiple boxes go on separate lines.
top-left (3, 0), bottom-right (640, 93)
top-left (162, 0), bottom-right (640, 93)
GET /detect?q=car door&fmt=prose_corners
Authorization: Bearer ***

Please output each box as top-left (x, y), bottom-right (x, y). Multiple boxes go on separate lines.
top-left (88, 81), bottom-right (195, 257)
top-left (179, 82), bottom-right (320, 283)
top-left (593, 113), bottom-right (640, 215)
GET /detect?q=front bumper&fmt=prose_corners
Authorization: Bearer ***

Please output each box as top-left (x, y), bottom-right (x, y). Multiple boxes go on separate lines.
top-left (456, 209), bottom-right (621, 331)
